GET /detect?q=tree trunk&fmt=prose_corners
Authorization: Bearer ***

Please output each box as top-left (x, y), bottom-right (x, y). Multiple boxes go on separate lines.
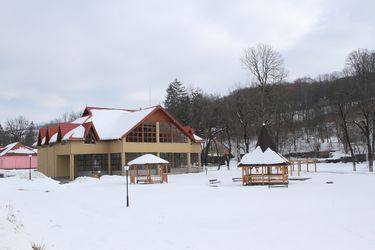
top-left (338, 105), bottom-right (356, 171)
top-left (367, 139), bottom-right (373, 172)
top-left (355, 120), bottom-right (373, 172)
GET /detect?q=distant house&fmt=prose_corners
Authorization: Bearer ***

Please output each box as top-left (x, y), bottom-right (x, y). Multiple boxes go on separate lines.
top-left (203, 139), bottom-right (232, 165)
top-left (37, 105), bottom-right (204, 180)
top-left (0, 142), bottom-right (37, 169)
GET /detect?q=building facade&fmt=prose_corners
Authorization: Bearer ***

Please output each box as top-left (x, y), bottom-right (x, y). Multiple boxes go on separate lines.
top-left (0, 142), bottom-right (37, 169)
top-left (37, 106), bottom-right (204, 180)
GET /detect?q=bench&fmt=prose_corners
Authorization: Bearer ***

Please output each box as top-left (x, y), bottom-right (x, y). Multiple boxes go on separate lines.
top-left (209, 179), bottom-right (220, 185)
top-left (268, 183), bottom-right (289, 188)
top-left (232, 177), bottom-right (242, 182)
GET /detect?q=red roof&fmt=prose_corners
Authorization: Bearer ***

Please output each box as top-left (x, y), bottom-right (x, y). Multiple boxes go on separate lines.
top-left (58, 123), bottom-right (81, 142)
top-left (38, 127), bottom-right (47, 146)
top-left (82, 122), bottom-right (100, 140)
top-left (46, 125), bottom-right (59, 144)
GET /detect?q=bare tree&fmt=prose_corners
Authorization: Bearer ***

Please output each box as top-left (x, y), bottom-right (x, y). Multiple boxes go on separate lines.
top-left (241, 43), bottom-right (287, 118)
top-left (4, 116), bottom-right (30, 143)
top-left (345, 49), bottom-right (375, 171)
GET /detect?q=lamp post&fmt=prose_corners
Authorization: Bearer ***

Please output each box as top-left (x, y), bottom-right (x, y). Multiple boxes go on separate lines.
top-left (28, 154), bottom-right (32, 180)
top-left (125, 165), bottom-right (129, 207)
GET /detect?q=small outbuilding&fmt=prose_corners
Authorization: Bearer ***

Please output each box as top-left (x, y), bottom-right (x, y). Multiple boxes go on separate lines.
top-left (127, 154), bottom-right (169, 184)
top-left (0, 142), bottom-right (37, 169)
top-left (238, 125), bottom-right (289, 186)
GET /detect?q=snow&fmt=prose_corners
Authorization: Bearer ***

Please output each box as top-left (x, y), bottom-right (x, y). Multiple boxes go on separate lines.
top-left (0, 143), bottom-right (35, 156)
top-left (1, 162), bottom-right (375, 250)
top-left (128, 154), bottom-right (169, 165)
top-left (193, 134), bottom-right (204, 141)
top-left (62, 125), bottom-right (85, 140)
top-left (49, 133), bottom-right (58, 144)
top-left (239, 146), bottom-right (289, 166)
top-left (71, 116), bottom-right (90, 124)
top-left (8, 148), bottom-right (35, 155)
top-left (89, 108), bottom-right (155, 140)
top-left (0, 142), bottom-right (18, 156)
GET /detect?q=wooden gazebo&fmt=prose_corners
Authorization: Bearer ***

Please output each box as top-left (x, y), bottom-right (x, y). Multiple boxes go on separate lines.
top-left (238, 125), bottom-right (290, 186)
top-left (127, 154), bottom-right (169, 184)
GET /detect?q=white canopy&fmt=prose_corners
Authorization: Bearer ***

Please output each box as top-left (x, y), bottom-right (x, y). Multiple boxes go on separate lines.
top-left (238, 146), bottom-right (289, 166)
top-left (127, 154), bottom-right (169, 166)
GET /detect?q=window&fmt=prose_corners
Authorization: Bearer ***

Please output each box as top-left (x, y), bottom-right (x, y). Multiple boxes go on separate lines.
top-left (110, 153), bottom-right (121, 171)
top-left (85, 130), bottom-right (96, 144)
top-left (76, 154), bottom-right (108, 172)
top-left (127, 122), bottom-right (156, 143)
top-left (159, 153), bottom-right (188, 168)
top-left (159, 123), bottom-right (187, 143)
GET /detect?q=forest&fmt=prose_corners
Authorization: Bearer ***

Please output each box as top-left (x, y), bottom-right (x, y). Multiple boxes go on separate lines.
top-left (164, 46), bottom-right (375, 171)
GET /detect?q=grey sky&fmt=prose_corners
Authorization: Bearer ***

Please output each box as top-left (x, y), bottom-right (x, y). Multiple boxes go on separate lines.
top-left (1, 0), bottom-right (374, 124)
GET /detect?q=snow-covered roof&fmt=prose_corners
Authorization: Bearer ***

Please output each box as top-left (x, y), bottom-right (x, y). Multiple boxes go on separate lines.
top-left (38, 105), bottom-right (203, 145)
top-left (90, 108), bottom-right (154, 140)
top-left (238, 146), bottom-right (289, 166)
top-left (193, 134), bottom-right (204, 141)
top-left (0, 142), bottom-right (18, 156)
top-left (128, 154), bottom-right (169, 166)
top-left (72, 116), bottom-right (90, 124)
top-left (62, 125), bottom-right (85, 141)
top-left (49, 133), bottom-right (58, 144)
top-left (0, 142), bottom-right (37, 156)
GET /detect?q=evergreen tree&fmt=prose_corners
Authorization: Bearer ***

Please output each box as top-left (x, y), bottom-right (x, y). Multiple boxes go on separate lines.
top-left (24, 121), bottom-right (37, 146)
top-left (0, 124), bottom-right (8, 147)
top-left (164, 78), bottom-right (190, 125)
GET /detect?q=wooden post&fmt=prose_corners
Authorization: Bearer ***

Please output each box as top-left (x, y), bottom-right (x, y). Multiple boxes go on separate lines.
top-left (314, 160), bottom-right (317, 173)
top-left (187, 152), bottom-right (191, 173)
top-left (290, 164), bottom-right (293, 176)
top-left (306, 159), bottom-right (309, 172)
top-left (262, 167), bottom-right (265, 185)
top-left (69, 154), bottom-right (75, 181)
top-left (298, 160), bottom-right (301, 176)
top-left (147, 165), bottom-right (151, 183)
top-left (292, 161), bottom-right (295, 172)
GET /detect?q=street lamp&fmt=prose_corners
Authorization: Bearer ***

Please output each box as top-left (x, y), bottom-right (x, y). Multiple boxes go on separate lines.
top-left (28, 154), bottom-right (32, 180)
top-left (125, 165), bottom-right (130, 207)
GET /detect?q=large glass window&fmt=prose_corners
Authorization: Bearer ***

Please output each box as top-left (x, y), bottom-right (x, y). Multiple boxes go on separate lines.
top-left (76, 154), bottom-right (108, 172)
top-left (160, 153), bottom-right (188, 168)
top-left (127, 122), bottom-right (156, 143)
top-left (110, 153), bottom-right (121, 171)
top-left (159, 123), bottom-right (187, 143)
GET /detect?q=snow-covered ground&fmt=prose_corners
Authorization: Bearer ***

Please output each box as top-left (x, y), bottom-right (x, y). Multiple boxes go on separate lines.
top-left (1, 162), bottom-right (375, 250)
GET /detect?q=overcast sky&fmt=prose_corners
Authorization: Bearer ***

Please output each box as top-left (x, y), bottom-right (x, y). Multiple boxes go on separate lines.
top-left (1, 0), bottom-right (374, 124)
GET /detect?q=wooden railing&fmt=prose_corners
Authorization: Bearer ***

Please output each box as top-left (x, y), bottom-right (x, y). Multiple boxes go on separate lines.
top-left (130, 173), bottom-right (168, 184)
top-left (289, 159), bottom-right (317, 176)
top-left (243, 174), bottom-right (288, 185)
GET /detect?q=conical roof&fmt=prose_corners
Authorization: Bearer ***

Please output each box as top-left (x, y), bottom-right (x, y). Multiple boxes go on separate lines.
top-left (256, 124), bottom-right (277, 152)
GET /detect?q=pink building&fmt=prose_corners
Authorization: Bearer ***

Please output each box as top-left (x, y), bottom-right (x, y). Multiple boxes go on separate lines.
top-left (0, 142), bottom-right (37, 169)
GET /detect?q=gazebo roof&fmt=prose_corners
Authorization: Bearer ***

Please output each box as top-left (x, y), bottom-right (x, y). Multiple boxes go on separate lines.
top-left (238, 146), bottom-right (289, 166)
top-left (256, 124), bottom-right (277, 152)
top-left (128, 154), bottom-right (169, 166)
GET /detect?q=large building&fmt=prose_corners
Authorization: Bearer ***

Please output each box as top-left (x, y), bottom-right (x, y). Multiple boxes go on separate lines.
top-left (37, 105), bottom-right (204, 180)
